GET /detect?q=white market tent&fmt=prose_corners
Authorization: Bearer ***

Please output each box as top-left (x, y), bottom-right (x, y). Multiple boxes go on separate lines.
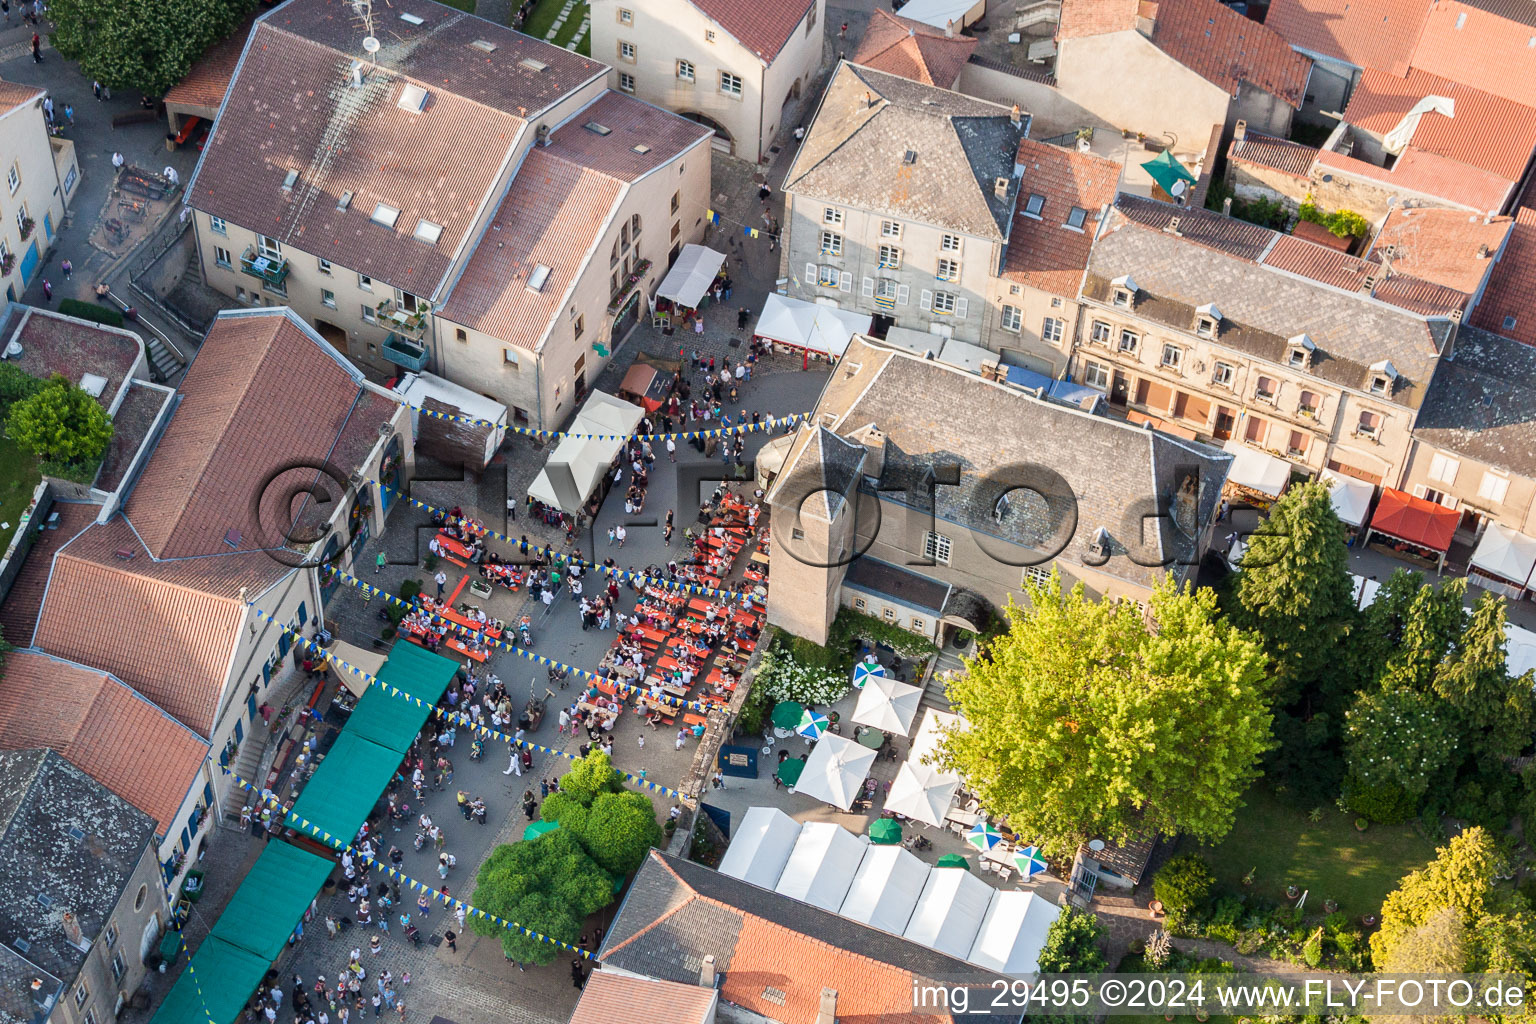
top-left (1221, 440), bottom-right (1292, 499)
top-left (1350, 573), bottom-right (1381, 610)
top-left (796, 733), bottom-right (879, 810)
top-left (331, 641), bottom-right (387, 698)
top-left (968, 891), bottom-right (1061, 976)
top-left (1470, 522), bottom-right (1536, 591)
top-left (894, 0), bottom-right (986, 31)
top-left (394, 370), bottom-right (508, 467)
top-left (718, 806), bottom-right (801, 888)
top-left (1504, 624), bottom-right (1536, 678)
top-left (655, 244), bottom-right (726, 309)
top-left (937, 338), bottom-right (995, 375)
top-left (885, 760), bottom-right (960, 827)
top-left (1322, 469), bottom-right (1375, 528)
top-left (754, 293), bottom-right (869, 358)
top-left (527, 391), bottom-right (644, 515)
top-left (775, 822), bottom-right (869, 908)
top-left (852, 675), bottom-right (923, 734)
top-left (903, 862), bottom-right (993, 958)
top-left (838, 845), bottom-right (930, 934)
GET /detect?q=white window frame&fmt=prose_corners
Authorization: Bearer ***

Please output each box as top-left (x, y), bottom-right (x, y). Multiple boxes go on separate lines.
top-left (1090, 320), bottom-right (1111, 345)
top-left (822, 207), bottom-right (843, 226)
top-left (1000, 305), bottom-right (1022, 332)
top-left (1160, 343), bottom-right (1182, 369)
top-left (1477, 470), bottom-right (1510, 504)
top-left (935, 258), bottom-right (959, 282)
top-left (874, 278), bottom-right (898, 301)
top-left (880, 220), bottom-right (902, 239)
top-left (1083, 360), bottom-right (1110, 389)
top-left (820, 230), bottom-right (843, 256)
top-left (931, 291), bottom-right (957, 314)
top-left (676, 59), bottom-right (695, 81)
top-left (619, 40), bottom-right (636, 61)
top-left (321, 288), bottom-right (337, 309)
top-left (1023, 564), bottom-right (1053, 587)
top-left (213, 246), bottom-right (232, 269)
top-left (720, 71), bottom-right (743, 97)
top-left (618, 72), bottom-right (636, 93)
top-left (1041, 316), bottom-right (1063, 343)
top-left (317, 257), bottom-right (333, 275)
top-left (257, 234), bottom-right (282, 259)
top-left (361, 304), bottom-right (377, 323)
top-left (1118, 329), bottom-right (1138, 354)
top-left (923, 531), bottom-right (952, 565)
top-left (209, 216), bottom-right (227, 235)
top-left (618, 6), bottom-right (633, 22)
top-left (877, 244), bottom-right (901, 268)
top-left (358, 273), bottom-right (373, 291)
top-left (1212, 362), bottom-right (1234, 387)
top-left (940, 233), bottom-right (962, 253)
top-left (817, 265), bottom-right (840, 287)
top-left (6, 163), bottom-right (18, 194)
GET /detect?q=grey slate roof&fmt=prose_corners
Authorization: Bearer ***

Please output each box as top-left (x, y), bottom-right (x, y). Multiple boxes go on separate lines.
top-left (1412, 326), bottom-right (1536, 477)
top-left (784, 63), bottom-right (1027, 241)
top-left (0, 749), bottom-right (155, 987)
top-left (0, 942), bottom-right (62, 1024)
top-left (1086, 205), bottom-right (1447, 410)
top-left (844, 557), bottom-right (952, 612)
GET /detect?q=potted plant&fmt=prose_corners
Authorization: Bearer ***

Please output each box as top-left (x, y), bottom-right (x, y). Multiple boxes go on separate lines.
top-left (0, 252), bottom-right (13, 276)
top-left (18, 217), bottom-right (34, 241)
top-left (1286, 884), bottom-right (1300, 900)
top-left (1354, 817), bottom-right (1369, 831)
top-left (1075, 127), bottom-right (1095, 153)
top-left (1323, 898), bottom-right (1339, 914)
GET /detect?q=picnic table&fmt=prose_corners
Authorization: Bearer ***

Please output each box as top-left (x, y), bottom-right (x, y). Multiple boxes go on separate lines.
top-left (437, 533), bottom-right (474, 560)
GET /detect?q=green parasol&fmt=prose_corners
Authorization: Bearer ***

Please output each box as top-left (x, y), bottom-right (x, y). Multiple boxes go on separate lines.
top-left (771, 701), bottom-right (805, 729)
top-left (776, 758), bottom-right (805, 786)
top-left (868, 818), bottom-right (903, 845)
top-left (936, 853), bottom-right (971, 870)
top-left (523, 820), bottom-right (559, 841)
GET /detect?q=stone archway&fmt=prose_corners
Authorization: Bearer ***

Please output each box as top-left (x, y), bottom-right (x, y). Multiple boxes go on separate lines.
top-left (680, 111), bottom-right (734, 153)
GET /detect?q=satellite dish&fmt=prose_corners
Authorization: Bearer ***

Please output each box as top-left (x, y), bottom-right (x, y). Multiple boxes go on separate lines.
top-left (362, 36), bottom-right (381, 53)
top-left (1087, 839), bottom-right (1106, 852)
top-left (1169, 179), bottom-right (1188, 198)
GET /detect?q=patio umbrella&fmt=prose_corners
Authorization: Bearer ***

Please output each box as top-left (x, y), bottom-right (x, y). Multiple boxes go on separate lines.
top-left (776, 758), bottom-right (805, 787)
top-left (795, 733), bottom-right (879, 810)
top-left (1014, 845), bottom-right (1049, 878)
top-left (771, 701), bottom-right (805, 730)
top-left (796, 709), bottom-right (830, 739)
top-left (868, 819), bottom-right (903, 845)
top-left (936, 853), bottom-right (971, 870)
top-left (853, 675), bottom-right (923, 733)
top-left (966, 821), bottom-right (1004, 851)
top-left (522, 820), bottom-right (559, 841)
top-left (852, 660), bottom-right (886, 688)
top-left (885, 761), bottom-right (960, 828)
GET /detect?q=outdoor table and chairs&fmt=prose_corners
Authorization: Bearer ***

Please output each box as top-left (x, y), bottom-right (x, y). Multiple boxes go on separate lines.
top-left (944, 808), bottom-right (981, 832)
top-left (855, 726), bottom-right (886, 749)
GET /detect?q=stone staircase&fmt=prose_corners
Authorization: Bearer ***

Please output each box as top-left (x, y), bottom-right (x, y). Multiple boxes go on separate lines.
top-left (919, 649), bottom-right (967, 712)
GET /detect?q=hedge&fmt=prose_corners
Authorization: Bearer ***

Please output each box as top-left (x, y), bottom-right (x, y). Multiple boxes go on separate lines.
top-left (57, 299), bottom-right (125, 328)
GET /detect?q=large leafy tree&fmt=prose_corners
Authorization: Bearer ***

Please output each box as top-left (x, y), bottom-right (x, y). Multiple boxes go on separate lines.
top-left (1379, 577), bottom-right (1466, 692)
top-left (1434, 591), bottom-right (1535, 761)
top-left (1372, 827), bottom-right (1504, 966)
top-left (6, 374), bottom-right (112, 465)
top-left (1343, 687), bottom-right (1458, 821)
top-left (541, 754), bottom-right (662, 876)
top-left (1035, 907), bottom-right (1108, 973)
top-left (939, 575), bottom-right (1271, 857)
top-left (468, 829), bottom-right (613, 965)
top-left (48, 0), bottom-right (254, 98)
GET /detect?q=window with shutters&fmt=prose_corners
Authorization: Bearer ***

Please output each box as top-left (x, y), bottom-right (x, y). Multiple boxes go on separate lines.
top-left (877, 244), bottom-right (901, 268)
top-left (1357, 410), bottom-right (1381, 438)
top-left (923, 531), bottom-right (952, 564)
top-left (875, 279), bottom-right (898, 301)
top-left (932, 291), bottom-right (957, 314)
top-left (1427, 453), bottom-right (1459, 484)
top-left (1041, 317), bottom-right (1063, 343)
top-left (818, 265), bottom-right (839, 287)
top-left (1255, 375), bottom-right (1277, 402)
top-left (1298, 390), bottom-right (1320, 417)
top-left (1477, 471), bottom-right (1510, 504)
top-left (1000, 305), bottom-right (1022, 332)
top-left (1244, 416), bottom-right (1268, 445)
top-left (820, 231), bottom-right (842, 255)
top-left (1287, 430), bottom-right (1309, 457)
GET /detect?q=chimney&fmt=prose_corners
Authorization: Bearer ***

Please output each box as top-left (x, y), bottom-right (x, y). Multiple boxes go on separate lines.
top-left (944, 17), bottom-right (955, 37)
top-left (1165, 215), bottom-right (1181, 235)
top-left (994, 175), bottom-right (1010, 198)
top-left (699, 954), bottom-right (717, 988)
top-left (1476, 244), bottom-right (1491, 258)
top-left (816, 988), bottom-right (838, 1024)
top-left (536, 124), bottom-right (551, 147)
top-left (1010, 103), bottom-right (1022, 128)
top-left (865, 91), bottom-right (874, 108)
top-left (1233, 119), bottom-right (1247, 143)
top-left (61, 911), bottom-right (82, 948)
top-left (1222, 197), bottom-right (1232, 217)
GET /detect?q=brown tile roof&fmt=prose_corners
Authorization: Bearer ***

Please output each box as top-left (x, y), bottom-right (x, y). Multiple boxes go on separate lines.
top-left (1058, 0), bottom-right (1141, 39)
top-left (1228, 132), bottom-right (1315, 178)
top-left (0, 502), bottom-right (98, 648)
top-left (1311, 146), bottom-right (1515, 213)
top-left (1371, 206), bottom-right (1511, 294)
top-left (1409, 0), bottom-right (1536, 109)
top-left (1146, 0), bottom-right (1312, 106)
top-left (0, 651), bottom-right (209, 833)
top-left (1113, 193), bottom-right (1277, 260)
top-left (188, 0), bottom-right (605, 297)
top-left (525, 91), bottom-right (713, 184)
top-left (1263, 0), bottom-right (1430, 74)
top-left (569, 973), bottom-right (716, 1024)
top-left (1469, 206), bottom-right (1536, 345)
top-left (1002, 139), bottom-right (1121, 296)
top-left (1263, 230), bottom-right (1470, 316)
top-left (163, 13), bottom-right (257, 113)
top-left (1343, 66), bottom-right (1536, 183)
top-left (7, 308), bottom-right (143, 411)
top-left (1369, 273), bottom-right (1470, 316)
top-left (0, 80), bottom-right (43, 117)
top-left (690, 0), bottom-right (816, 62)
top-left (851, 10), bottom-right (978, 88)
top-left (125, 310), bottom-right (396, 560)
top-left (1290, 218), bottom-right (1352, 251)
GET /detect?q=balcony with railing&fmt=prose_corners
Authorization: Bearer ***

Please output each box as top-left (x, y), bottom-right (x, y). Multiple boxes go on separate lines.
top-left (240, 246), bottom-right (290, 290)
top-left (381, 332), bottom-right (429, 372)
top-left (377, 299), bottom-right (428, 338)
top-left (608, 258), bottom-right (651, 314)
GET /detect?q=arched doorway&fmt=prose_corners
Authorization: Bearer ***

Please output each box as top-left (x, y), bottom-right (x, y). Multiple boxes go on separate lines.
top-left (681, 111), bottom-right (734, 154)
top-left (378, 433), bottom-right (403, 513)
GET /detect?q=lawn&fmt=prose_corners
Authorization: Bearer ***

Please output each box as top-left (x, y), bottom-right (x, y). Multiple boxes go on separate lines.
top-left (1203, 787), bottom-right (1438, 918)
top-left (0, 435), bottom-right (41, 543)
top-left (438, 0), bottom-right (476, 10)
top-left (516, 0), bottom-right (591, 55)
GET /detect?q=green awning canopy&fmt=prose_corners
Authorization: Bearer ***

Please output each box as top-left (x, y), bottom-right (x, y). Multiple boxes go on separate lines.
top-left (150, 936), bottom-right (270, 1024)
top-left (208, 842), bottom-right (335, 961)
top-left (343, 642), bottom-right (457, 753)
top-left (1140, 150), bottom-right (1197, 198)
top-left (287, 731), bottom-right (401, 846)
top-left (523, 820), bottom-right (560, 841)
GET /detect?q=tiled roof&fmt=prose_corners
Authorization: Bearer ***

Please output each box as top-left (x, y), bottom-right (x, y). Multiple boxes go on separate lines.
top-left (0, 80), bottom-right (43, 117)
top-left (600, 851), bottom-right (1024, 1024)
top-left (125, 309), bottom-right (396, 561)
top-left (7, 308), bottom-right (143, 412)
top-left (1146, 0), bottom-right (1312, 106)
top-left (0, 651), bottom-right (209, 833)
top-left (1311, 146), bottom-right (1515, 214)
top-left (0, 501), bottom-right (98, 648)
top-left (1414, 325), bottom-right (1536, 475)
top-left (1002, 138), bottom-right (1121, 296)
top-left (188, 0), bottom-right (604, 296)
top-left (785, 63), bottom-right (1027, 241)
top-left (163, 13), bottom-right (257, 112)
top-left (1228, 132), bottom-right (1316, 178)
top-left (1114, 193), bottom-right (1277, 261)
top-left (1369, 273), bottom-right (1470, 316)
top-left (528, 92), bottom-right (713, 184)
top-left (1343, 66), bottom-right (1536, 182)
top-left (1058, 0), bottom-right (1141, 38)
top-left (1409, 0), bottom-right (1536, 108)
top-left (569, 972), bottom-right (716, 1024)
top-left (1469, 207), bottom-right (1536, 345)
top-left (1263, 0), bottom-right (1430, 73)
top-left (1290, 218), bottom-right (1353, 251)
top-left (1370, 206), bottom-right (1510, 294)
top-left (690, 0), bottom-right (815, 62)
top-left (851, 10), bottom-right (978, 87)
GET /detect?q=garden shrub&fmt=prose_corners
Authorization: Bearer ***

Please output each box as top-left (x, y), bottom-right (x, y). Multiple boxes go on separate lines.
top-left (0, 363), bottom-right (44, 413)
top-left (1154, 854), bottom-right (1215, 921)
top-left (1343, 775), bottom-right (1417, 824)
top-left (1302, 927), bottom-right (1325, 968)
top-left (57, 298), bottom-right (125, 327)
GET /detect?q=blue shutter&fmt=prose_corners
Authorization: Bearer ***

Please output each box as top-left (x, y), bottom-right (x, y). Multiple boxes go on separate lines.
top-left (203, 781), bottom-right (214, 805)
top-left (297, 601), bottom-right (308, 626)
top-left (278, 632), bottom-right (292, 657)
top-left (180, 826), bottom-right (191, 849)
top-left (262, 661), bottom-right (272, 685)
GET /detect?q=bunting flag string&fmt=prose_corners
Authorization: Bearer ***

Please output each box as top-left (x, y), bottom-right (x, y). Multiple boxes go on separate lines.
top-left (383, 485), bottom-right (766, 602)
top-left (706, 206), bottom-right (774, 240)
top-left (411, 399), bottom-right (806, 442)
top-left (226, 772), bottom-right (601, 960)
top-left (165, 924), bottom-right (221, 1024)
top-left (247, 604), bottom-right (694, 795)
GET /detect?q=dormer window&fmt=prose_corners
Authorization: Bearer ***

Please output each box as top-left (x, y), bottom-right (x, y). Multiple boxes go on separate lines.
top-left (1194, 303), bottom-right (1221, 337)
top-left (1286, 333), bottom-right (1316, 371)
top-left (1288, 349), bottom-right (1307, 368)
top-left (1023, 193), bottom-right (1045, 218)
top-left (1370, 376), bottom-right (1390, 395)
top-left (1368, 359), bottom-right (1398, 397)
top-left (1111, 274), bottom-right (1137, 308)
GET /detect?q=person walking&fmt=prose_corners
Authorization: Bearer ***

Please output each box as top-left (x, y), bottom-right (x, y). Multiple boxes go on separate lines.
top-left (433, 570), bottom-right (446, 598)
top-left (41, 280), bottom-right (51, 301)
top-left (60, 258), bottom-right (71, 278)
top-left (62, 104), bottom-right (72, 125)
top-left (570, 959), bottom-right (585, 988)
top-left (2, 2), bottom-right (11, 25)
top-left (375, 551), bottom-right (386, 574)
top-left (31, 32), bottom-right (41, 62)
top-left (665, 436), bottom-right (676, 462)
top-left (614, 525), bottom-right (626, 548)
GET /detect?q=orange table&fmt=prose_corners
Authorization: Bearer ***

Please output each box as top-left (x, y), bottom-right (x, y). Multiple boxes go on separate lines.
top-left (437, 533), bottom-right (473, 560)
top-left (444, 637), bottom-right (488, 663)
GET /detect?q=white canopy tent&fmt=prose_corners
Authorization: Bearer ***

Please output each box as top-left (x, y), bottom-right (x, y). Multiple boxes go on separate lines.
top-left (894, 0), bottom-right (986, 30)
top-left (937, 338), bottom-right (995, 376)
top-left (885, 761), bottom-right (960, 827)
top-left (795, 733), bottom-right (879, 810)
top-left (968, 891), bottom-right (1062, 976)
top-left (527, 391), bottom-right (644, 515)
top-left (1504, 624), bottom-right (1536, 678)
top-left (1470, 523), bottom-right (1536, 593)
top-left (852, 675), bottom-right (924, 734)
top-left (754, 293), bottom-right (869, 358)
top-left (911, 709), bottom-right (966, 769)
top-left (718, 806), bottom-right (801, 888)
top-left (1350, 573), bottom-right (1381, 610)
top-left (331, 641), bottom-right (388, 698)
top-left (903, 863), bottom-right (993, 958)
top-left (775, 822), bottom-right (869, 908)
top-left (838, 845), bottom-right (930, 934)
top-left (655, 244), bottom-right (726, 310)
top-left (1322, 469), bottom-right (1375, 529)
top-left (1221, 440), bottom-right (1292, 499)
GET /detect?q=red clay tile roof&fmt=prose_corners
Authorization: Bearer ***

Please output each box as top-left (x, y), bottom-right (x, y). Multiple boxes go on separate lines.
top-left (1369, 273), bottom-right (1470, 316)
top-left (125, 310), bottom-right (396, 561)
top-left (8, 308), bottom-right (143, 412)
top-left (1262, 232), bottom-right (1469, 316)
top-left (1146, 0), bottom-right (1312, 105)
top-left (1003, 139), bottom-right (1121, 295)
top-left (1228, 132), bottom-right (1315, 177)
top-left (0, 651), bottom-right (209, 832)
top-left (1311, 146), bottom-right (1515, 213)
top-left (1290, 218), bottom-right (1352, 251)
top-left (569, 973), bottom-right (716, 1024)
top-left (188, 0), bottom-right (605, 297)
top-left (1371, 206), bottom-right (1511, 294)
top-left (163, 14), bottom-right (257, 113)
top-left (1263, 0), bottom-right (1430, 74)
top-left (1409, 0), bottom-right (1536, 109)
top-left (1058, 0), bottom-right (1141, 38)
top-left (0, 502), bottom-right (98, 649)
top-left (851, 9), bottom-right (979, 87)
top-left (690, 0), bottom-right (816, 62)
top-left (0, 80), bottom-right (43, 117)
top-left (1470, 206), bottom-right (1536, 345)
top-left (1343, 66), bottom-right (1536, 182)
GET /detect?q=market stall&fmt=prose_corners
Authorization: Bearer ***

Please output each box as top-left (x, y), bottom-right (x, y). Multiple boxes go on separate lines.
top-left (527, 390), bottom-right (645, 515)
top-left (616, 361), bottom-right (676, 414)
top-left (1221, 439), bottom-right (1292, 504)
top-left (1468, 522), bottom-right (1536, 598)
top-left (718, 806), bottom-right (801, 888)
top-left (1364, 488), bottom-right (1459, 571)
top-left (655, 244), bottom-right (726, 310)
top-left (968, 891), bottom-right (1061, 975)
top-left (838, 844), bottom-right (929, 934)
top-left (903, 861), bottom-right (993, 959)
top-left (1321, 469), bottom-right (1375, 535)
top-left (329, 641), bottom-right (387, 699)
top-left (753, 293), bottom-right (869, 362)
top-left (775, 821), bottom-right (869, 908)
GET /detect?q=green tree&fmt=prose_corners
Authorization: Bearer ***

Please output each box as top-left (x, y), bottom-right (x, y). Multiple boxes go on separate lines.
top-left (1152, 854), bottom-right (1215, 922)
top-left (47, 0), bottom-right (255, 98)
top-left (1372, 827), bottom-right (1502, 966)
top-left (6, 375), bottom-right (112, 465)
top-left (1343, 569), bottom-right (1425, 694)
top-left (939, 575), bottom-right (1271, 858)
top-left (468, 829), bottom-right (614, 965)
top-left (538, 792), bottom-right (590, 834)
top-left (557, 751), bottom-right (625, 806)
top-left (1377, 905), bottom-right (1471, 974)
top-left (1343, 687), bottom-right (1458, 820)
top-left (1228, 482), bottom-right (1355, 702)
top-left (1036, 906), bottom-right (1107, 973)
top-left (1435, 591), bottom-right (1535, 761)
top-left (1380, 577), bottom-right (1466, 692)
top-left (582, 791), bottom-right (663, 875)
